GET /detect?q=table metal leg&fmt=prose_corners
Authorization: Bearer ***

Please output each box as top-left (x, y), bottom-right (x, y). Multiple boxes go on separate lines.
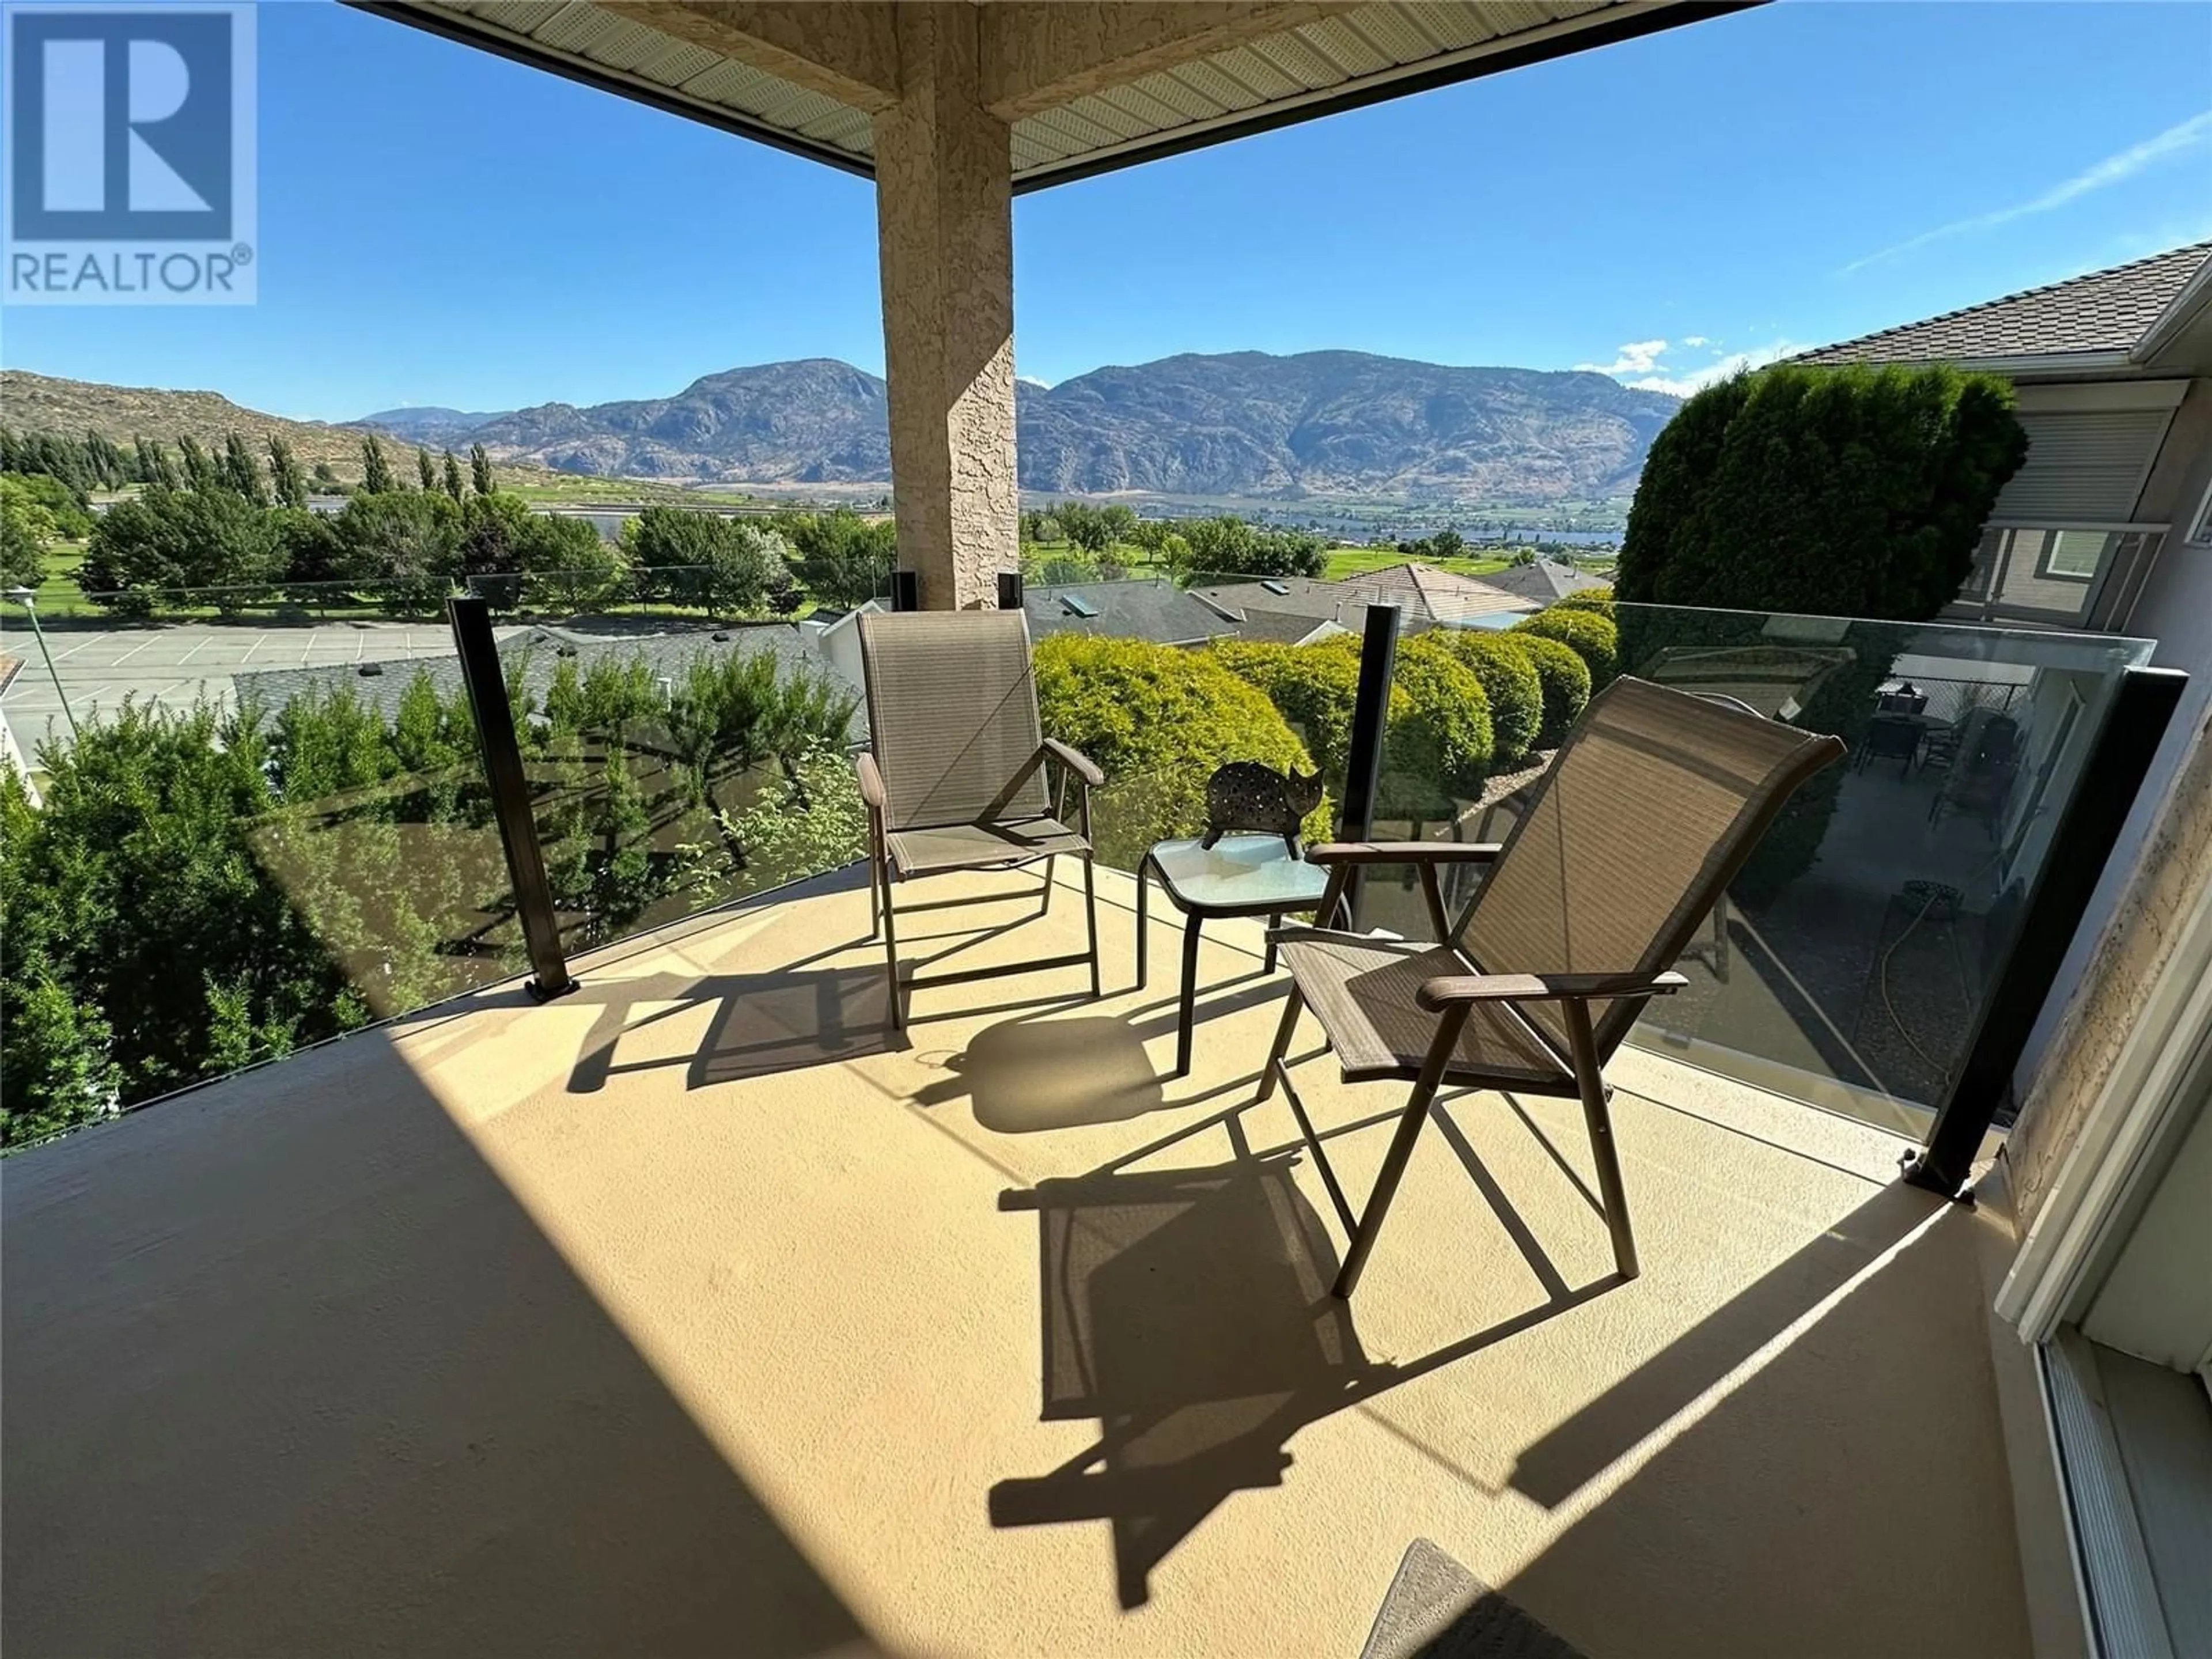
top-left (1264, 910), bottom-right (1282, 974)
top-left (1177, 912), bottom-right (1203, 1078)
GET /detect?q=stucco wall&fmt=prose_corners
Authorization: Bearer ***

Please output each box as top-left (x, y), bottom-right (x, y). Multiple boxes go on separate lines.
top-left (2016, 375), bottom-right (2212, 1089)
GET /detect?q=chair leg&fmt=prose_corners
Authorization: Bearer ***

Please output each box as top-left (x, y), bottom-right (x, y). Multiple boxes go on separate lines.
top-left (1333, 1005), bottom-right (1471, 1299)
top-left (1255, 986), bottom-right (1303, 1101)
top-left (1040, 854), bottom-right (1055, 916)
top-left (869, 860), bottom-right (881, 939)
top-left (1562, 998), bottom-right (1637, 1279)
top-left (880, 859), bottom-right (904, 1030)
top-left (1176, 913), bottom-right (1203, 1078)
top-left (1082, 854), bottom-right (1100, 1000)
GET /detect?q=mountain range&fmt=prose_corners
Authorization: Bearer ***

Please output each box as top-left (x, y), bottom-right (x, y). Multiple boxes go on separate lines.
top-left (372, 350), bottom-right (1678, 503)
top-left (5, 350), bottom-right (1681, 504)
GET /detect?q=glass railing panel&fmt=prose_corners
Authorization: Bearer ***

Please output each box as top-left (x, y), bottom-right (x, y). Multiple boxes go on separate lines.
top-left (473, 570), bottom-right (871, 957)
top-left (1, 578), bottom-right (524, 1148)
top-left (1361, 595), bottom-right (2155, 1135)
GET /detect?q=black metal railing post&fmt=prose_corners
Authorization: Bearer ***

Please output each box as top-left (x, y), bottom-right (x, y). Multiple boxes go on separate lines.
top-left (891, 570), bottom-right (920, 612)
top-left (1337, 601), bottom-right (1402, 929)
top-left (448, 593), bottom-right (576, 1002)
top-left (998, 570), bottom-right (1024, 610)
top-left (1907, 664), bottom-right (2187, 1196)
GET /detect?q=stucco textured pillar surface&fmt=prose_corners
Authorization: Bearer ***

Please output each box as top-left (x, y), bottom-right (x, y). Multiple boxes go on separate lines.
top-left (873, 3), bottom-right (1017, 611)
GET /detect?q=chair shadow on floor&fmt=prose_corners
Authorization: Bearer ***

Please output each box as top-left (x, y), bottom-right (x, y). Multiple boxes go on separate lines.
top-left (987, 1072), bottom-right (1940, 1612)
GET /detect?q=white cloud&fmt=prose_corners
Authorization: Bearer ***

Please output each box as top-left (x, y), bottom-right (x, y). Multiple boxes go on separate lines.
top-left (1681, 335), bottom-right (1711, 347)
top-left (1846, 108), bottom-right (2212, 272)
top-left (1616, 339), bottom-right (1805, 399)
top-left (1575, 338), bottom-right (1669, 375)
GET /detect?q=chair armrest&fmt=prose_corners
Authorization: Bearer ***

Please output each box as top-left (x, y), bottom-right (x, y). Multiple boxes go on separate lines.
top-left (855, 751), bottom-right (887, 810)
top-left (1415, 969), bottom-right (1687, 1012)
top-left (1041, 738), bottom-right (1104, 789)
top-left (1306, 840), bottom-right (1505, 866)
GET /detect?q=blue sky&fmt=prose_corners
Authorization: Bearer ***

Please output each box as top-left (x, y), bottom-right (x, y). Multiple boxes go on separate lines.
top-left (6, 0), bottom-right (2209, 419)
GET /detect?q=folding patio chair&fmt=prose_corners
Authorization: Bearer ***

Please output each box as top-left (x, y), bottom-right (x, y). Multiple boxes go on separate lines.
top-left (856, 609), bottom-right (1104, 1028)
top-left (1255, 677), bottom-right (1844, 1298)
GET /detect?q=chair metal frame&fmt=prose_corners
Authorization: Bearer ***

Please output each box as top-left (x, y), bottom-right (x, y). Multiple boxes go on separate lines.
top-left (1255, 681), bottom-right (1844, 1299)
top-left (854, 612), bottom-right (1104, 1029)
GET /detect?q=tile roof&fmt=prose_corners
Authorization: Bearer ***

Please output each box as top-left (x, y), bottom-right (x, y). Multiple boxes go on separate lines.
top-left (234, 622), bottom-right (867, 741)
top-left (1796, 241), bottom-right (2212, 366)
top-left (1336, 562), bottom-right (1536, 623)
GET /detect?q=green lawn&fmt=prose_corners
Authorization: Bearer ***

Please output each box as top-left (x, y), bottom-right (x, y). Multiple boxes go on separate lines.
top-left (1321, 547), bottom-right (1511, 580)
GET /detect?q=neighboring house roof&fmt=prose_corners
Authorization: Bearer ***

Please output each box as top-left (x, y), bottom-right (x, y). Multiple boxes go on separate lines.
top-left (1189, 577), bottom-right (1412, 639)
top-left (1796, 241), bottom-right (2212, 370)
top-left (1478, 558), bottom-right (1608, 604)
top-left (1339, 561), bottom-right (1536, 624)
top-left (1024, 580), bottom-right (1238, 647)
top-left (234, 622), bottom-right (868, 743)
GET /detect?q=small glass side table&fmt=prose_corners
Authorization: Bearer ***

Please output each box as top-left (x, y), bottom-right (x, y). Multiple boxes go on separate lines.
top-left (1137, 834), bottom-right (1335, 1078)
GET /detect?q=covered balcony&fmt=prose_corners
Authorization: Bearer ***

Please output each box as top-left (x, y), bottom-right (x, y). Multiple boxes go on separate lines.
top-left (6, 855), bottom-right (2048, 1658)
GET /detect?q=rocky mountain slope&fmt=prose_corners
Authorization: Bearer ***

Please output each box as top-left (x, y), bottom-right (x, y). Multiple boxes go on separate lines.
top-left (406, 351), bottom-right (1679, 502)
top-left (0, 369), bottom-right (546, 487)
top-left (7, 351), bottom-right (1683, 503)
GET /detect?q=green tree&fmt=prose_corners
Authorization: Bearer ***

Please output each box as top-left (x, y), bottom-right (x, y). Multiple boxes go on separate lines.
top-left (80, 486), bottom-right (285, 610)
top-left (266, 433), bottom-right (310, 509)
top-left (1, 471), bottom-right (93, 540)
top-left (469, 442), bottom-right (495, 497)
top-left (442, 449), bottom-right (465, 501)
top-left (1619, 362), bottom-right (2028, 619)
top-left (625, 506), bottom-right (789, 613)
top-left (516, 513), bottom-right (626, 612)
top-left (1, 476), bottom-right (59, 588)
top-left (778, 508), bottom-right (896, 608)
top-left (330, 488), bottom-right (464, 608)
top-left (360, 433), bottom-right (395, 494)
top-left (221, 430), bottom-right (267, 504)
top-left (1428, 528), bottom-right (1465, 561)
top-left (415, 447), bottom-right (438, 493)
top-left (178, 433), bottom-right (218, 491)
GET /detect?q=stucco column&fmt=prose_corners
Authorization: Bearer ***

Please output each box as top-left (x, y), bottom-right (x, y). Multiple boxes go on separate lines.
top-left (872, 2), bottom-right (1017, 611)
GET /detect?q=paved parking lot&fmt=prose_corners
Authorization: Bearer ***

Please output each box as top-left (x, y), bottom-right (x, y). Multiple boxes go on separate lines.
top-left (0, 618), bottom-right (493, 755)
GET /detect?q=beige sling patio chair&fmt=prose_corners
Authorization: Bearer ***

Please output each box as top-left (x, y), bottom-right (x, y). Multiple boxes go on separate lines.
top-left (1256, 676), bottom-right (1845, 1299)
top-left (856, 609), bottom-right (1103, 1028)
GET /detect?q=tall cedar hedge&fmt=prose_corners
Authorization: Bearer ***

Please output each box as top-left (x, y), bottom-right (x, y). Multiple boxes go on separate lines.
top-left (1617, 363), bottom-right (2028, 620)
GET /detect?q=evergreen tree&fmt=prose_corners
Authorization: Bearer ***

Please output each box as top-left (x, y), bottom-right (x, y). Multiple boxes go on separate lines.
top-left (416, 447), bottom-right (438, 492)
top-left (178, 434), bottom-right (218, 491)
top-left (360, 433), bottom-right (395, 494)
top-left (221, 430), bottom-right (267, 504)
top-left (143, 438), bottom-right (180, 489)
top-left (267, 433), bottom-right (309, 510)
top-left (469, 442), bottom-right (494, 498)
top-left (132, 436), bottom-right (161, 484)
top-left (442, 449), bottom-right (465, 501)
top-left (86, 430), bottom-right (128, 488)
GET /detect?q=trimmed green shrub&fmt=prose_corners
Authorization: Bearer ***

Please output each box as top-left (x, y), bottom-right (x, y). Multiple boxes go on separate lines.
top-left (1434, 630), bottom-right (1543, 768)
top-left (1315, 631), bottom-right (1494, 807)
top-left (1513, 607), bottom-right (1618, 687)
top-left (1034, 633), bottom-right (1327, 865)
top-left (1618, 362), bottom-right (2027, 619)
top-left (1551, 585), bottom-right (1615, 618)
top-left (1500, 631), bottom-right (1590, 749)
top-left (1211, 638), bottom-right (1368, 783)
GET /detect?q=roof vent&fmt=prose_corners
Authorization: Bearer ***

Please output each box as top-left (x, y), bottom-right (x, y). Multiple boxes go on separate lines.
top-left (1060, 594), bottom-right (1099, 619)
top-left (712, 631), bottom-right (730, 642)
top-left (357, 662), bottom-right (384, 677)
top-left (1260, 579), bottom-right (1290, 596)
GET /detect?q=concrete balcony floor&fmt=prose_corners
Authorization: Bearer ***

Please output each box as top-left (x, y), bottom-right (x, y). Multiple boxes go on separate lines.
top-left (3, 863), bottom-right (2033, 1658)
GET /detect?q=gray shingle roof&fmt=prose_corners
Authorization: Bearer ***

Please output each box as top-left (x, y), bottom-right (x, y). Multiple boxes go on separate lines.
top-left (234, 622), bottom-right (866, 741)
top-left (1024, 580), bottom-right (1238, 646)
top-left (1477, 559), bottom-right (1608, 604)
top-left (1796, 241), bottom-right (2212, 366)
top-left (1348, 562), bottom-right (1536, 622)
